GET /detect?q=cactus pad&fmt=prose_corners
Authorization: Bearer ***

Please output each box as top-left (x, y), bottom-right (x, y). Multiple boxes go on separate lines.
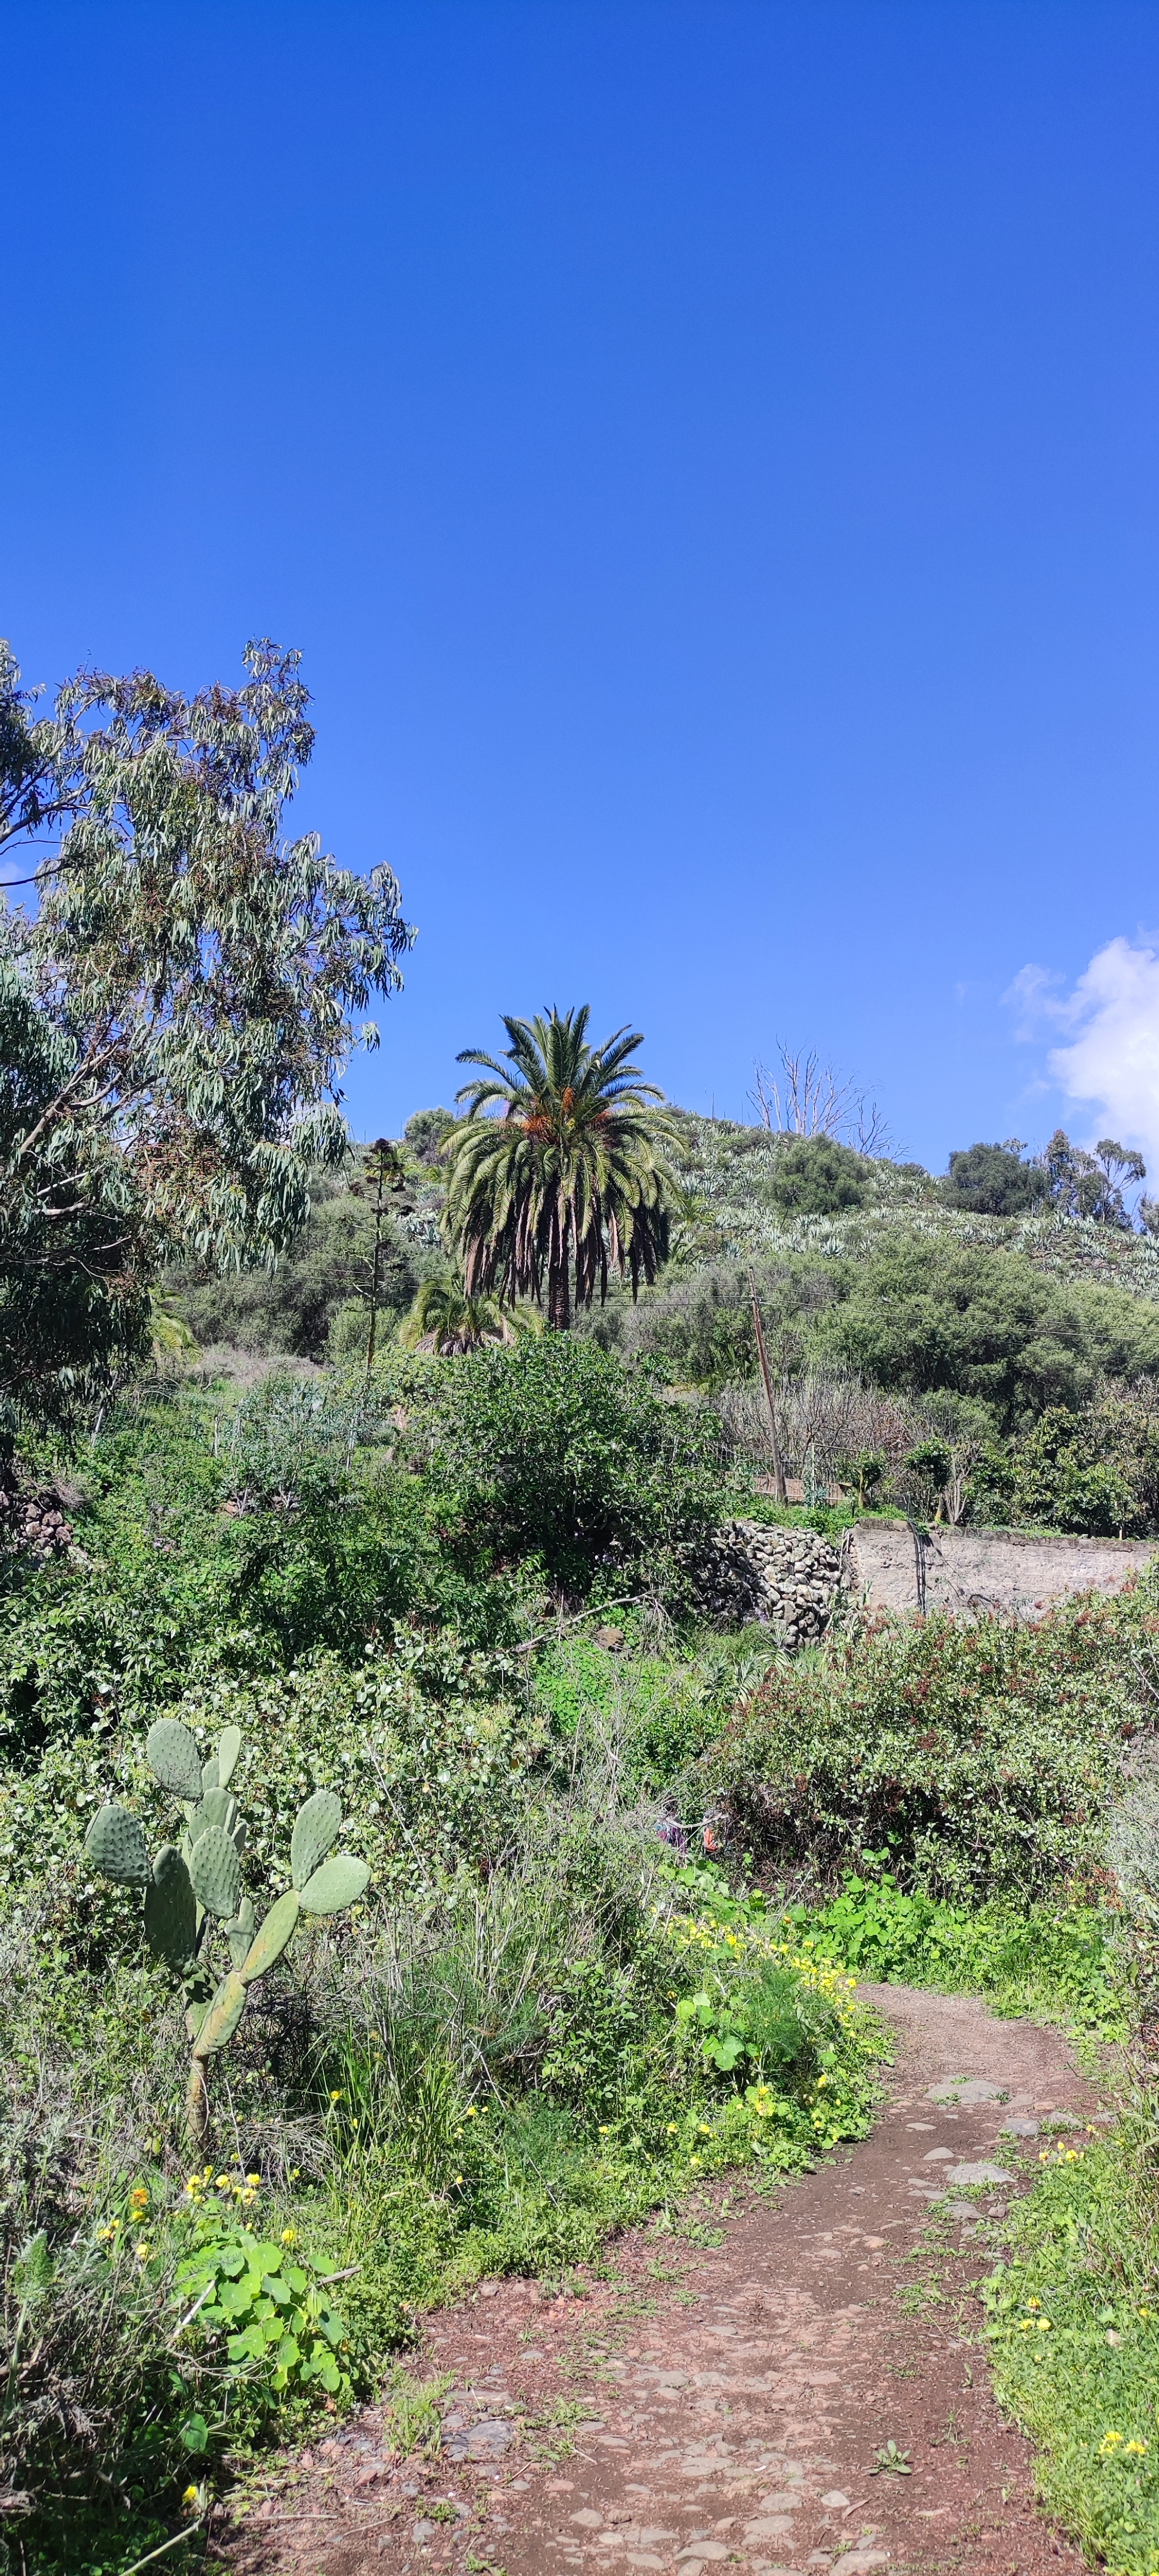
top-left (298, 1853), bottom-right (370, 1915)
top-left (144, 1845), bottom-right (197, 1969)
top-left (189, 1787), bottom-right (236, 1845)
top-left (84, 1803), bottom-right (151, 1885)
top-left (240, 1888), bottom-right (301, 1983)
top-left (191, 1970), bottom-right (247, 2059)
top-left (227, 1896), bottom-right (255, 1969)
top-left (145, 1718), bottom-right (203, 1800)
top-left (291, 1790), bottom-right (343, 1889)
top-left (188, 1824), bottom-right (241, 1920)
top-left (216, 1724), bottom-right (242, 1790)
top-left (201, 1756), bottom-right (220, 1793)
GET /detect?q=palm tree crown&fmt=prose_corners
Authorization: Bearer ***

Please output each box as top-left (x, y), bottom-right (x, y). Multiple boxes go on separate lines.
top-left (443, 1006), bottom-right (681, 1329)
top-left (397, 1274), bottom-right (542, 1356)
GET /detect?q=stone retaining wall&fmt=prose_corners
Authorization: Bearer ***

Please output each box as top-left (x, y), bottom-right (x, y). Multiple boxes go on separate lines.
top-left (700, 1515), bottom-right (1157, 1648)
top-left (848, 1518), bottom-right (1157, 1619)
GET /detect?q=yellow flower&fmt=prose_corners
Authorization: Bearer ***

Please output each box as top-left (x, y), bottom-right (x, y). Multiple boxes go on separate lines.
top-left (136, 2241), bottom-right (152, 2263)
top-left (182, 2485), bottom-right (200, 2509)
top-left (247, 2172), bottom-right (260, 2186)
top-left (129, 2186), bottom-right (149, 2213)
top-left (214, 2174), bottom-right (231, 2190)
top-left (281, 2227), bottom-right (297, 2245)
top-left (598, 2125), bottom-right (610, 2134)
top-left (329, 2090), bottom-right (343, 2103)
top-left (1125, 2440), bottom-right (1148, 2456)
top-left (666, 2123), bottom-right (678, 2134)
top-left (1018, 2318), bottom-right (1035, 2331)
top-left (1037, 2318), bottom-right (1052, 2331)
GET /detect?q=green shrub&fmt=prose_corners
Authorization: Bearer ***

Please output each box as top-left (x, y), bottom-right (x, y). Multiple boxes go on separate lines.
top-left (815, 1235), bottom-right (1159, 1430)
top-left (699, 1590), bottom-right (1150, 1902)
top-left (764, 1136), bottom-right (870, 1217)
top-left (424, 1336), bottom-right (722, 1594)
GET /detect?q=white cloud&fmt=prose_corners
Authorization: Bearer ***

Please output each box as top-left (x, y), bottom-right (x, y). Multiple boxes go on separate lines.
top-left (1007, 937), bottom-right (1159, 1170)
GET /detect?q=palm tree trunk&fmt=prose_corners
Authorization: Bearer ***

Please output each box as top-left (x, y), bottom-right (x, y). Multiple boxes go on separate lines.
top-left (548, 1206), bottom-right (571, 1329)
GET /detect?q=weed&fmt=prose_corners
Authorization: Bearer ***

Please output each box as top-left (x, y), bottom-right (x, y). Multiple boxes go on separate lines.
top-left (383, 2366), bottom-right (454, 2459)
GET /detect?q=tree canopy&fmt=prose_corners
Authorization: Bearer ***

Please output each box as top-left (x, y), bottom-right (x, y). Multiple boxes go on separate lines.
top-left (443, 1006), bottom-right (681, 1328)
top-left (0, 637), bottom-right (412, 1447)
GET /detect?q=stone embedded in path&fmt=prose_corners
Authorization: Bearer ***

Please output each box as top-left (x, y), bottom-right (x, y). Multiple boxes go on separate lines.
top-left (927, 2077), bottom-right (1007, 2104)
top-left (1000, 2116), bottom-right (1039, 2137)
top-left (945, 2160), bottom-right (1015, 2186)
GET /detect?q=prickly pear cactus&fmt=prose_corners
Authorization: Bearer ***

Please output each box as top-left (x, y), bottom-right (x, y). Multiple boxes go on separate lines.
top-left (84, 1804), bottom-right (151, 1885)
top-left (144, 1845), bottom-right (197, 1970)
top-left (189, 1824), bottom-right (241, 1920)
top-left (300, 1853), bottom-right (371, 1914)
top-left (291, 1789), bottom-right (343, 1888)
top-left (80, 1719), bottom-right (371, 2149)
top-left (145, 1718), bottom-right (203, 1800)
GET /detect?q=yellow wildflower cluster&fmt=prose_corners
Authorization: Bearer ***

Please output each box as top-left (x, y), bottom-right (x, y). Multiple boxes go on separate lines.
top-left (1099, 2428), bottom-right (1148, 2459)
top-left (1038, 2139), bottom-right (1086, 2165)
top-left (183, 2165), bottom-right (260, 2207)
top-left (663, 1909), bottom-right (859, 2028)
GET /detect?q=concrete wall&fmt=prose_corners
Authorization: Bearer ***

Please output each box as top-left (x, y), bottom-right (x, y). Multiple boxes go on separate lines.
top-left (847, 1519), bottom-right (1157, 1620)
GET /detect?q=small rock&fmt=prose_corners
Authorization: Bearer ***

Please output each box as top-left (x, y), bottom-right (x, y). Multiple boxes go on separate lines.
top-left (946, 2160), bottom-right (1014, 2186)
top-left (594, 1625), bottom-right (624, 1650)
top-left (928, 2078), bottom-right (1007, 2104)
top-left (1000, 2117), bottom-right (1039, 2137)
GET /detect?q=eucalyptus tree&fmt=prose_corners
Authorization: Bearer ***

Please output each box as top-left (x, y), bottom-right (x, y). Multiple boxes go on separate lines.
top-left (0, 637), bottom-right (412, 1449)
top-left (443, 1006), bottom-right (681, 1329)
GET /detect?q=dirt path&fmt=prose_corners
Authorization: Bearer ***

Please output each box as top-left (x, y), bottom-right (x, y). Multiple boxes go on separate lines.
top-left (227, 1988), bottom-right (1107, 2576)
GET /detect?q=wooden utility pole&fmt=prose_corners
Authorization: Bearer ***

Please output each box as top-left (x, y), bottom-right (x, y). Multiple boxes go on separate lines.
top-left (749, 1266), bottom-right (787, 1502)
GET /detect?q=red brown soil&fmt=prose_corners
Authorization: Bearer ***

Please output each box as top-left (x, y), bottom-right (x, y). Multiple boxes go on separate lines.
top-left (224, 1987), bottom-right (1107, 2576)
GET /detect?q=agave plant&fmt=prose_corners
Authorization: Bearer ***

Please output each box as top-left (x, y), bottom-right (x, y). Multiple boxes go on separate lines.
top-left (83, 1716), bottom-right (370, 2146)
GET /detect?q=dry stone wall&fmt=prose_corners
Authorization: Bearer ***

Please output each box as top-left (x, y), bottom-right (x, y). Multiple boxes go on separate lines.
top-left (698, 1514), bottom-right (1158, 1649)
top-left (697, 1519), bottom-right (846, 1643)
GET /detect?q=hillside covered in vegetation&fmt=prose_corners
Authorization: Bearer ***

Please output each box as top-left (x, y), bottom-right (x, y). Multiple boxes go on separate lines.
top-left (5, 641), bottom-right (1159, 2576)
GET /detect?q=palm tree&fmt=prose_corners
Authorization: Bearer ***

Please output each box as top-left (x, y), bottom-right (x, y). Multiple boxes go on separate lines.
top-left (396, 1274), bottom-right (542, 1356)
top-left (443, 1006), bottom-right (681, 1329)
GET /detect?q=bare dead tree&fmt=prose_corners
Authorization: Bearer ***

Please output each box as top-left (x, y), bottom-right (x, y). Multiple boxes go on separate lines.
top-left (749, 1041), bottom-right (892, 1156)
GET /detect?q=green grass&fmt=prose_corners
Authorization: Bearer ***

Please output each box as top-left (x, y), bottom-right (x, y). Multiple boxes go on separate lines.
top-left (984, 2127), bottom-right (1159, 2575)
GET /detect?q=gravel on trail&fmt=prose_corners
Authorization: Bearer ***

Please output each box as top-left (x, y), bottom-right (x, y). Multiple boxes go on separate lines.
top-left (224, 1986), bottom-right (1105, 2576)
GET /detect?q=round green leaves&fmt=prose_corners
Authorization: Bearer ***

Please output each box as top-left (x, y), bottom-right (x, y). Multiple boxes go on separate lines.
top-left (290, 1791), bottom-right (343, 1890)
top-left (146, 1718), bottom-right (203, 1801)
top-left (84, 1803), bottom-right (151, 1885)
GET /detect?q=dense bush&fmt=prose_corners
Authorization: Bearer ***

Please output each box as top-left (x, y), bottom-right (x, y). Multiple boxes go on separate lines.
top-left (423, 1335), bottom-right (722, 1592)
top-left (970, 1384), bottom-right (1159, 1536)
top-left (945, 1141), bottom-right (1047, 1215)
top-left (698, 1587), bottom-right (1152, 1900)
top-left (762, 1135), bottom-right (870, 1216)
top-left (169, 1174), bottom-right (421, 1359)
top-left (815, 1234), bottom-right (1159, 1429)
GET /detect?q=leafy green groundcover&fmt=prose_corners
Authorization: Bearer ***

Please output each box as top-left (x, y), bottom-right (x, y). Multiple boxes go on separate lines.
top-left (984, 2130), bottom-right (1159, 2576)
top-left (801, 1866), bottom-right (1125, 2035)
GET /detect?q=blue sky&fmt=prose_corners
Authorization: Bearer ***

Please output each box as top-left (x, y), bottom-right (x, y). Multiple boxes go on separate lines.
top-left (5, 1), bottom-right (1159, 1171)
